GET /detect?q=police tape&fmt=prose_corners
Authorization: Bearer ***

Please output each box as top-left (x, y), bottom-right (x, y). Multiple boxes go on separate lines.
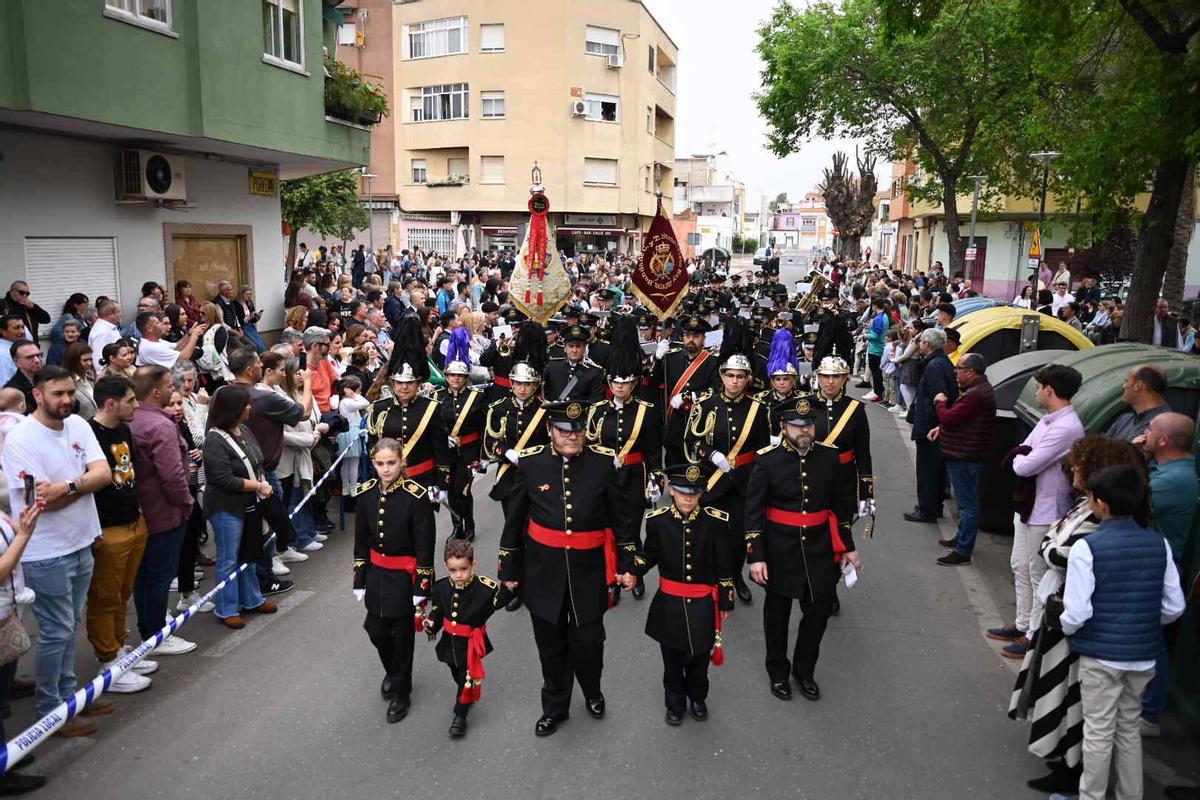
top-left (0, 430), bottom-right (366, 774)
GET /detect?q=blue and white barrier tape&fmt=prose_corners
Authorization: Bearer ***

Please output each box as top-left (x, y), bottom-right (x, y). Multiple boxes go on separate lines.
top-left (0, 431), bottom-right (364, 773)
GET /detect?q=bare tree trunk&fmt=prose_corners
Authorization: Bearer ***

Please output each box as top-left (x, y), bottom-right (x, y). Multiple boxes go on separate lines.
top-left (941, 177), bottom-right (965, 277)
top-left (1161, 159), bottom-right (1194, 312)
top-left (286, 229), bottom-right (299, 279)
top-left (841, 236), bottom-right (862, 260)
top-left (1120, 156), bottom-right (1190, 342)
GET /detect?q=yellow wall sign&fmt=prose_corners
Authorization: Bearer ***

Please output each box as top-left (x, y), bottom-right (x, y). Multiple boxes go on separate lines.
top-left (249, 170), bottom-right (279, 197)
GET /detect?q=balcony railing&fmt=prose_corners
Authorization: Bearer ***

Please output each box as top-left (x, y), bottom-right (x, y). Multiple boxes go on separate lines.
top-left (324, 55), bottom-right (389, 126)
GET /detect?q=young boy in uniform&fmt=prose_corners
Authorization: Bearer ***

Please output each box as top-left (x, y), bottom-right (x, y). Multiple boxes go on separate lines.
top-left (621, 463), bottom-right (735, 725)
top-left (423, 538), bottom-right (512, 738)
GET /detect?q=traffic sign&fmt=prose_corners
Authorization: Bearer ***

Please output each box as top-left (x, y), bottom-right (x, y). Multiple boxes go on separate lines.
top-left (1028, 227), bottom-right (1042, 259)
top-left (1027, 257), bottom-right (1041, 272)
top-left (965, 246), bottom-right (977, 261)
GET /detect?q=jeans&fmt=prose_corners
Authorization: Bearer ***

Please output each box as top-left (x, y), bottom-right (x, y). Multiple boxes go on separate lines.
top-left (210, 511), bottom-right (265, 619)
top-left (944, 459), bottom-right (983, 556)
top-left (892, 375), bottom-right (907, 409)
top-left (133, 522), bottom-right (186, 640)
top-left (242, 323), bottom-right (266, 354)
top-left (257, 471), bottom-right (293, 580)
top-left (1141, 588), bottom-right (1182, 723)
top-left (86, 517), bottom-right (149, 662)
top-left (284, 478), bottom-right (317, 550)
top-left (23, 546), bottom-right (95, 715)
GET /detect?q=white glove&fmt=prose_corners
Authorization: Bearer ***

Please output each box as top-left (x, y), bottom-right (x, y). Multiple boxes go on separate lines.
top-left (858, 498), bottom-right (876, 518)
top-left (428, 487), bottom-right (445, 504)
top-left (770, 435), bottom-right (781, 446)
top-left (613, 456), bottom-right (623, 470)
top-left (710, 451), bottom-right (731, 473)
top-left (647, 482), bottom-right (662, 504)
top-left (504, 448), bottom-right (520, 465)
top-left (412, 595), bottom-right (425, 607)
top-left (669, 393), bottom-right (684, 410)
top-left (353, 589), bottom-right (365, 603)
top-left (473, 461), bottom-right (489, 475)
top-left (448, 435), bottom-right (458, 447)
top-left (654, 339), bottom-right (670, 359)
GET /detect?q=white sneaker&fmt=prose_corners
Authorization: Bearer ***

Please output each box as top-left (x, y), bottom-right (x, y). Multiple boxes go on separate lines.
top-left (118, 646), bottom-right (158, 675)
top-left (155, 635), bottom-right (198, 656)
top-left (176, 592), bottom-right (215, 613)
top-left (890, 405), bottom-right (906, 414)
top-left (314, 533), bottom-right (329, 543)
top-left (862, 392), bottom-right (880, 402)
top-left (300, 540), bottom-right (324, 552)
top-left (101, 662), bottom-right (152, 693)
top-left (278, 548), bottom-right (308, 564)
top-left (272, 555), bottom-right (292, 575)
top-left (169, 577), bottom-right (179, 591)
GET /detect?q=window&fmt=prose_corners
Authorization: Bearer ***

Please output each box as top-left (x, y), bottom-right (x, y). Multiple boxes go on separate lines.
top-left (411, 159), bottom-right (427, 184)
top-left (687, 232), bottom-right (702, 246)
top-left (480, 156), bottom-right (505, 184)
top-left (584, 158), bottom-right (618, 186)
top-left (411, 83), bottom-right (469, 122)
top-left (481, 90), bottom-right (506, 118)
top-left (262, 0), bottom-right (303, 67)
top-left (480, 23), bottom-right (505, 52)
top-left (584, 92), bottom-right (618, 123)
top-left (585, 25), bottom-right (620, 56)
top-left (447, 157), bottom-right (468, 179)
top-left (408, 16), bottom-right (467, 59)
top-left (646, 106), bottom-right (653, 134)
top-left (105, 0), bottom-right (172, 32)
top-left (648, 44), bottom-right (656, 73)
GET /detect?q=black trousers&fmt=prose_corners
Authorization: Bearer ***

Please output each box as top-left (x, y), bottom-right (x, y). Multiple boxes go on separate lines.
top-left (661, 644), bottom-right (710, 712)
top-left (710, 491), bottom-right (747, 577)
top-left (364, 611), bottom-right (416, 700)
top-left (448, 458), bottom-right (475, 538)
top-left (763, 591), bottom-right (833, 683)
top-left (867, 353), bottom-right (884, 397)
top-left (914, 438), bottom-right (945, 518)
top-left (445, 662), bottom-right (471, 716)
top-left (529, 600), bottom-right (606, 717)
top-left (177, 484), bottom-right (203, 593)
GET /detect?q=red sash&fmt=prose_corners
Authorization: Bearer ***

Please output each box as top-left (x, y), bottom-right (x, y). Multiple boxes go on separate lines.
top-left (368, 552), bottom-right (426, 630)
top-left (527, 520), bottom-right (617, 596)
top-left (658, 577), bottom-right (725, 666)
top-left (838, 449), bottom-right (855, 465)
top-left (406, 458), bottom-right (435, 477)
top-left (457, 431), bottom-right (480, 445)
top-left (493, 376), bottom-right (512, 388)
top-left (732, 451), bottom-right (756, 469)
top-left (765, 507), bottom-right (846, 562)
top-left (443, 620), bottom-right (488, 704)
top-left (621, 451), bottom-right (644, 466)
top-left (667, 350), bottom-right (710, 419)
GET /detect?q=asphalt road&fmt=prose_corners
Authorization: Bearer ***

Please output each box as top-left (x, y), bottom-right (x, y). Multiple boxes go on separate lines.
top-left (8, 394), bottom-right (1171, 799)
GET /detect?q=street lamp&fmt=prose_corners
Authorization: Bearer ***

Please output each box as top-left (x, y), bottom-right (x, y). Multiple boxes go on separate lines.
top-left (361, 168), bottom-right (378, 252)
top-left (1028, 151), bottom-right (1060, 290)
top-left (966, 175), bottom-right (986, 247)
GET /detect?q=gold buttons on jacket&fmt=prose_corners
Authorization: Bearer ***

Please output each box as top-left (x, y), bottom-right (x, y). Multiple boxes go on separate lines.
top-left (565, 490), bottom-right (572, 497)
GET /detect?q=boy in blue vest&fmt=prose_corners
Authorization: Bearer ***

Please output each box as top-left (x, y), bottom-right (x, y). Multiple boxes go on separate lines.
top-left (1051, 464), bottom-right (1186, 800)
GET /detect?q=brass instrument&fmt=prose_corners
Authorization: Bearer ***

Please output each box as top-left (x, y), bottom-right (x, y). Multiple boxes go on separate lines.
top-left (497, 336), bottom-right (514, 357)
top-left (793, 272), bottom-right (830, 316)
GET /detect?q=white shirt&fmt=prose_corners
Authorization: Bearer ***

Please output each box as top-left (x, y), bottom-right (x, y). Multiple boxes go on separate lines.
top-left (135, 336), bottom-right (180, 368)
top-left (1060, 536), bottom-right (1186, 671)
top-left (0, 345), bottom-right (16, 386)
top-left (2, 414), bottom-right (104, 561)
top-left (88, 317), bottom-right (122, 356)
top-left (1050, 291), bottom-right (1075, 315)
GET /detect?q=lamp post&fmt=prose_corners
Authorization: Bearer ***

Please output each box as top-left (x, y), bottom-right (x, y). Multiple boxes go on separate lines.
top-left (966, 175), bottom-right (986, 247)
top-left (361, 169), bottom-right (378, 252)
top-left (1028, 151), bottom-right (1061, 291)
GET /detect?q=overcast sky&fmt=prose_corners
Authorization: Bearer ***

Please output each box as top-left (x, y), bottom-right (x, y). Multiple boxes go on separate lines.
top-left (643, 0), bottom-right (873, 205)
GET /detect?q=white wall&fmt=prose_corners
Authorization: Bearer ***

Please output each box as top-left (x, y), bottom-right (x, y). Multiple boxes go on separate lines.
top-left (0, 128), bottom-right (287, 333)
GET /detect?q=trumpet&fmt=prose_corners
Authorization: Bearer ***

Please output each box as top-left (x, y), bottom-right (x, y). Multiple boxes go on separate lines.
top-left (793, 273), bottom-right (830, 316)
top-left (498, 336), bottom-right (514, 357)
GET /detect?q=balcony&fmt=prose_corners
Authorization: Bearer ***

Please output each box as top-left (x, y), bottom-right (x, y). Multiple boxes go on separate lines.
top-left (655, 47), bottom-right (677, 94)
top-left (323, 55), bottom-right (388, 127)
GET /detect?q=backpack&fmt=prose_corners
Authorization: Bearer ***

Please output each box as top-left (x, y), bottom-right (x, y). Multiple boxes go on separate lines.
top-left (196, 324), bottom-right (232, 380)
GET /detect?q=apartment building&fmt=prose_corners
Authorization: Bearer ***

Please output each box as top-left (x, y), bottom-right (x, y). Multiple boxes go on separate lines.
top-left (770, 191), bottom-right (835, 254)
top-left (339, 0), bottom-right (678, 257)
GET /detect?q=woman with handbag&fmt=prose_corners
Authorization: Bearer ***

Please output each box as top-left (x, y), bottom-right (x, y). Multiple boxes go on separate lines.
top-left (201, 385), bottom-right (277, 630)
top-left (1006, 434), bottom-right (1147, 795)
top-left (0, 502), bottom-right (47, 794)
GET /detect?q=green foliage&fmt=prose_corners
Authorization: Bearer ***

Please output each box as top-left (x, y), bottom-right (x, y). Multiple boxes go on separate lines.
top-left (324, 54), bottom-right (389, 125)
top-left (281, 169), bottom-right (368, 243)
top-left (733, 235), bottom-right (758, 252)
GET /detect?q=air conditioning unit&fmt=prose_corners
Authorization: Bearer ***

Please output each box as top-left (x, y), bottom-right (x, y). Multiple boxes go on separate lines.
top-left (606, 53), bottom-right (624, 69)
top-left (115, 149), bottom-right (187, 202)
top-left (570, 100), bottom-right (588, 117)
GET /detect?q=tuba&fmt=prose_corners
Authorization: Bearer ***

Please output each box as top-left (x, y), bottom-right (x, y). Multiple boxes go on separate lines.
top-left (793, 272), bottom-right (830, 316)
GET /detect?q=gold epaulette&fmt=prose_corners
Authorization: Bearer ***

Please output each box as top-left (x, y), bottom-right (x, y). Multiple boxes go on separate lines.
top-left (633, 398), bottom-right (652, 407)
top-left (352, 478), bottom-right (377, 496)
top-left (583, 358), bottom-right (602, 368)
top-left (756, 443), bottom-right (780, 456)
top-left (589, 444), bottom-right (616, 456)
top-left (488, 397), bottom-right (508, 408)
top-left (403, 479), bottom-right (426, 498)
top-left (695, 389), bottom-right (713, 402)
top-left (518, 445), bottom-right (544, 457)
top-left (704, 506), bottom-right (730, 522)
top-left (478, 575), bottom-right (498, 588)
top-left (646, 507), bottom-right (671, 518)
top-left (815, 441), bottom-right (838, 450)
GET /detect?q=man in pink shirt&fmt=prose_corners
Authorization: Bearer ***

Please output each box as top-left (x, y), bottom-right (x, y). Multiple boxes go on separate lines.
top-left (990, 364), bottom-right (1085, 658)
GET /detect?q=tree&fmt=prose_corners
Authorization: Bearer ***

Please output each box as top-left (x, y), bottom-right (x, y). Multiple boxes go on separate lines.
top-left (280, 169), bottom-right (369, 270)
top-left (819, 151), bottom-right (877, 260)
top-left (768, 192), bottom-right (788, 212)
top-left (756, 0), bottom-right (1038, 276)
top-left (1162, 161), bottom-right (1195, 311)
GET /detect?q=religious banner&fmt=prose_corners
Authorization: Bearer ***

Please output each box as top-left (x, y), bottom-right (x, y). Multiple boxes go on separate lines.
top-left (632, 195), bottom-right (689, 320)
top-left (510, 184), bottom-right (572, 324)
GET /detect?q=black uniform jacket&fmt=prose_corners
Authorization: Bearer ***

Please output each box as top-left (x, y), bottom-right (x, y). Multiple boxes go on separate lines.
top-left (366, 394), bottom-right (452, 488)
top-left (484, 395), bottom-right (549, 500)
top-left (685, 391), bottom-right (771, 500)
top-left (632, 505), bottom-right (735, 655)
top-left (753, 388), bottom-right (805, 432)
top-left (478, 342), bottom-right (515, 404)
top-left (806, 389), bottom-right (873, 501)
top-left (352, 477), bottom-right (436, 618)
top-left (497, 444), bottom-right (637, 626)
top-left (743, 440), bottom-right (854, 602)
top-left (426, 574), bottom-right (512, 666)
top-left (434, 385), bottom-right (486, 463)
top-left (542, 358), bottom-right (605, 403)
top-left (586, 397), bottom-right (663, 495)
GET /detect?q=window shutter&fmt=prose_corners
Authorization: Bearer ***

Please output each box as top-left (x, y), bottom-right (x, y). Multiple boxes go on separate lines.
top-left (447, 157), bottom-right (468, 178)
top-left (24, 237), bottom-right (119, 338)
top-left (584, 158), bottom-right (618, 185)
top-left (586, 25), bottom-right (619, 47)
top-left (480, 23), bottom-right (504, 51)
top-left (480, 156), bottom-right (504, 184)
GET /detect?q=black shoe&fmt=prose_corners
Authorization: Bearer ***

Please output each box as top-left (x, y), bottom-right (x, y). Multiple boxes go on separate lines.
top-left (632, 577), bottom-right (646, 599)
top-left (463, 531), bottom-right (476, 543)
top-left (585, 695), bottom-right (606, 719)
top-left (796, 676), bottom-right (820, 701)
top-left (0, 772), bottom-right (48, 796)
top-left (903, 512), bottom-right (938, 524)
top-left (830, 598), bottom-right (840, 616)
top-left (448, 713), bottom-right (468, 738)
top-left (689, 700), bottom-right (708, 721)
top-left (1164, 787), bottom-right (1200, 800)
top-left (535, 712), bottom-right (568, 737)
top-left (665, 708), bottom-right (684, 726)
top-left (259, 578), bottom-right (294, 596)
top-left (937, 552), bottom-right (972, 566)
top-left (770, 680), bottom-right (792, 700)
top-left (386, 696), bottom-right (410, 724)
top-left (381, 676), bottom-right (395, 699)
top-left (937, 537), bottom-right (957, 548)
top-left (1026, 763), bottom-right (1082, 793)
top-left (314, 516), bottom-right (335, 532)
top-left (733, 576), bottom-right (753, 604)
top-left (854, 381), bottom-right (871, 388)
top-left (505, 595), bottom-right (523, 612)
top-left (11, 756), bottom-right (32, 771)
